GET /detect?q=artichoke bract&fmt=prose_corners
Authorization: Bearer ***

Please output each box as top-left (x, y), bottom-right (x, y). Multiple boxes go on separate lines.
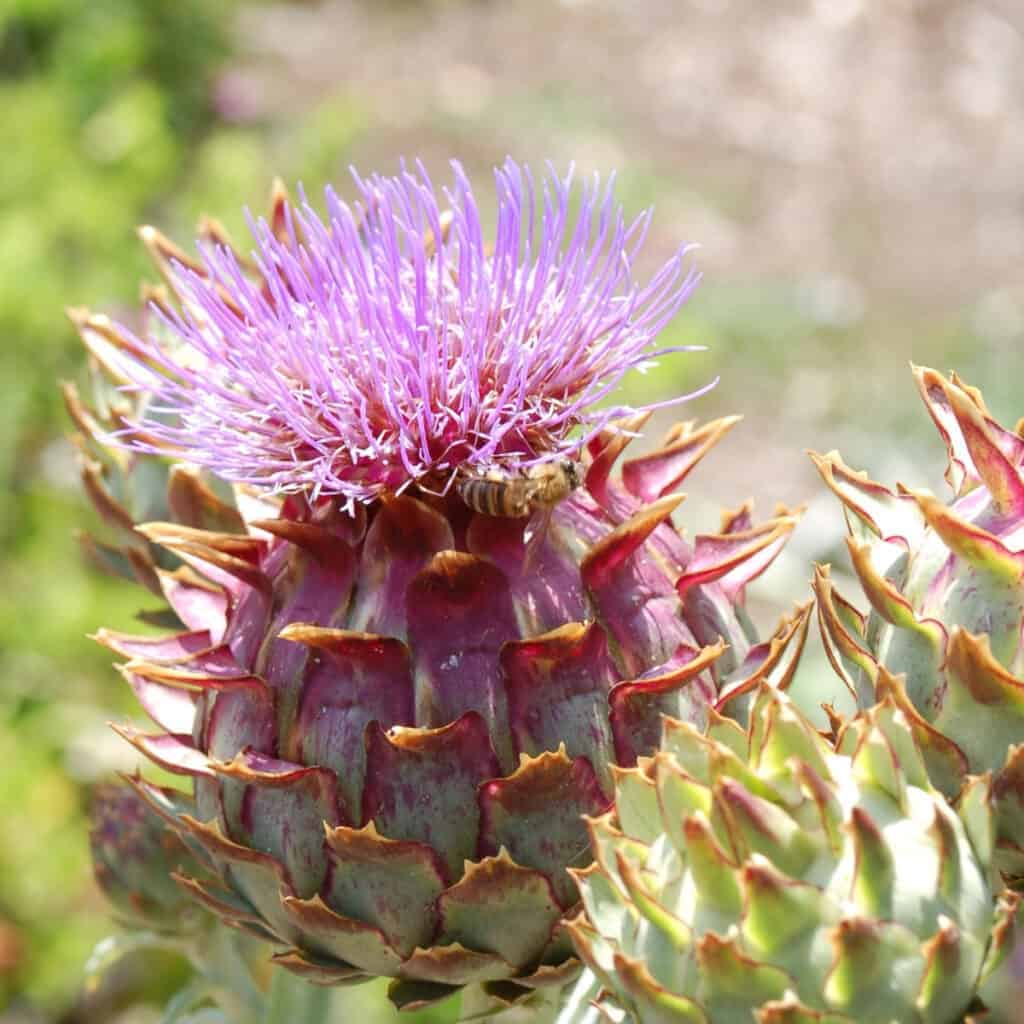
top-left (63, 324), bottom-right (245, 606)
top-left (561, 685), bottom-right (1016, 1024)
top-left (812, 367), bottom-right (1024, 875)
top-left (73, 162), bottom-right (808, 1008)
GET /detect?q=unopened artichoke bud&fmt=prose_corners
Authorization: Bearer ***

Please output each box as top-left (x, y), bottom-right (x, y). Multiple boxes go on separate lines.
top-left (90, 780), bottom-right (208, 932)
top-left (72, 161), bottom-right (809, 1009)
top-left (812, 367), bottom-right (1024, 876)
top-left (562, 685), bottom-right (1015, 1024)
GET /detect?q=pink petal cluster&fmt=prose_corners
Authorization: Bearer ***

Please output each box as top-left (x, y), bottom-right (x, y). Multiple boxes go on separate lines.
top-left (116, 159), bottom-right (708, 509)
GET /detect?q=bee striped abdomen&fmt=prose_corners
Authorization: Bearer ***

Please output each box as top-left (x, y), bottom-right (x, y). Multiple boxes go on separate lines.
top-left (457, 461), bottom-right (582, 518)
top-left (458, 474), bottom-right (535, 517)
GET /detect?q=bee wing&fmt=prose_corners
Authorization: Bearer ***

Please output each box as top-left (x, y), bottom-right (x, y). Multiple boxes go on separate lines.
top-left (522, 506), bottom-right (552, 573)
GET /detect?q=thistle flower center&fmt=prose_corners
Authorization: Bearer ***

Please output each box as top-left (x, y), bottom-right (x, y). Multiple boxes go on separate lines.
top-left (110, 159), bottom-right (710, 510)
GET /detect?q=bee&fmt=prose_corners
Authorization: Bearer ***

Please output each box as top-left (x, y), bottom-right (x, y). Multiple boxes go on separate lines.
top-left (457, 460), bottom-right (582, 518)
top-left (458, 459), bottom-right (584, 570)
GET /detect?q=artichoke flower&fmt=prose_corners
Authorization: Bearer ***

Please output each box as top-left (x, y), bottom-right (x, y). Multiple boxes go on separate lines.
top-left (812, 367), bottom-right (1024, 876)
top-left (72, 161), bottom-right (808, 1009)
top-left (561, 685), bottom-right (1017, 1023)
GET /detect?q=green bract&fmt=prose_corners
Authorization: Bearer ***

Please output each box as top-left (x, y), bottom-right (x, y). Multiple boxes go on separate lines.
top-left (560, 686), bottom-right (1015, 1024)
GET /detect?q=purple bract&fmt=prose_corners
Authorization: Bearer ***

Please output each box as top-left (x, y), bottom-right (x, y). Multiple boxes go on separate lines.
top-left (112, 159), bottom-right (708, 509)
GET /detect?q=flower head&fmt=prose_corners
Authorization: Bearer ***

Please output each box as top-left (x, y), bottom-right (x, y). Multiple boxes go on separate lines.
top-left (109, 159), bottom-right (708, 509)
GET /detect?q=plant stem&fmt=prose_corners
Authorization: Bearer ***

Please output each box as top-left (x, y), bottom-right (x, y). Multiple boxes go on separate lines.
top-left (263, 967), bottom-right (332, 1024)
top-left (193, 926), bottom-right (266, 1019)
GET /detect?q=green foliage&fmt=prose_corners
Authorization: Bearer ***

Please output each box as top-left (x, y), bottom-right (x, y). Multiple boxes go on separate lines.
top-left (0, 0), bottom-right (231, 522)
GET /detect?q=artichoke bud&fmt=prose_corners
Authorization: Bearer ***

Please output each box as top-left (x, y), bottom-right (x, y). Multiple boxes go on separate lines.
top-left (812, 367), bottom-right (1024, 880)
top-left (90, 779), bottom-right (209, 933)
top-left (562, 685), bottom-right (1011, 1024)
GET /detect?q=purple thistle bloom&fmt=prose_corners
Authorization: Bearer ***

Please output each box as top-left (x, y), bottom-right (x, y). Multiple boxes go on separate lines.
top-left (112, 159), bottom-right (709, 510)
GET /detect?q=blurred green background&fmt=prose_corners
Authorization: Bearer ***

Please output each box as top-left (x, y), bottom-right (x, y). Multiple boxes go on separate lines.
top-left (1, 0), bottom-right (1022, 1019)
